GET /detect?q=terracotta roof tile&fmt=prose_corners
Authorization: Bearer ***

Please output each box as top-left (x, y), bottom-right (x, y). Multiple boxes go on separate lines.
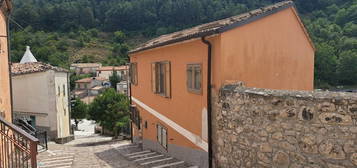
top-left (130, 1), bottom-right (294, 54)
top-left (11, 62), bottom-right (68, 76)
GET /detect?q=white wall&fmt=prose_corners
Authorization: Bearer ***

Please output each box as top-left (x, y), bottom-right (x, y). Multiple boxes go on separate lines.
top-left (54, 72), bottom-right (71, 138)
top-left (12, 70), bottom-right (71, 139)
top-left (12, 71), bottom-right (54, 129)
top-left (97, 70), bottom-right (128, 80)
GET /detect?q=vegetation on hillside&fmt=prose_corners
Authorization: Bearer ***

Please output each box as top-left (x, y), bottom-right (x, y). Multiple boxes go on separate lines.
top-left (10, 0), bottom-right (357, 88)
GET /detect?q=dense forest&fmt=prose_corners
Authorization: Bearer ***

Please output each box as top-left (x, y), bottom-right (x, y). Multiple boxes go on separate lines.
top-left (9, 0), bottom-right (357, 88)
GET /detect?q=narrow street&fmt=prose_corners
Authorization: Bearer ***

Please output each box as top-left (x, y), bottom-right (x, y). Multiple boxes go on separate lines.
top-left (37, 120), bottom-right (138, 168)
top-left (37, 120), bottom-right (197, 168)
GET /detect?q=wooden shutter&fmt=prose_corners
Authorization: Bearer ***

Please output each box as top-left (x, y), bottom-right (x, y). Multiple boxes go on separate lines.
top-left (164, 62), bottom-right (171, 98)
top-left (151, 63), bottom-right (157, 93)
top-left (187, 65), bottom-right (193, 90)
top-left (130, 63), bottom-right (137, 85)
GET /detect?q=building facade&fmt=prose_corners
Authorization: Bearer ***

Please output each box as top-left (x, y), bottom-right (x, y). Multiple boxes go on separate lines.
top-left (96, 65), bottom-right (128, 80)
top-left (70, 63), bottom-right (102, 75)
top-left (11, 62), bottom-right (73, 142)
top-left (129, 1), bottom-right (314, 167)
top-left (0, 0), bottom-right (11, 122)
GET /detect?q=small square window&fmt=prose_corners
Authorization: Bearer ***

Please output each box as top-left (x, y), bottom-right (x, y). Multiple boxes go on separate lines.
top-left (63, 84), bottom-right (66, 96)
top-left (187, 64), bottom-right (202, 94)
top-left (151, 61), bottom-right (171, 98)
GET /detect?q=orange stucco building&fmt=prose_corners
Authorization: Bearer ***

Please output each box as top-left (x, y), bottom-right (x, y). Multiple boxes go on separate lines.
top-left (0, 0), bottom-right (12, 122)
top-left (129, 1), bottom-right (314, 167)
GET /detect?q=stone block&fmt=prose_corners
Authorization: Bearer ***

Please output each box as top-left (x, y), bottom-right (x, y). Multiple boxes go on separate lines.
top-left (273, 151), bottom-right (290, 167)
top-left (319, 113), bottom-right (353, 125)
top-left (319, 140), bottom-right (346, 159)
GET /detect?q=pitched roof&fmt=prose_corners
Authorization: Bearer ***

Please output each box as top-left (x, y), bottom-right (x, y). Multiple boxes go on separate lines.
top-left (20, 46), bottom-right (38, 64)
top-left (130, 1), bottom-right (295, 54)
top-left (97, 66), bottom-right (129, 71)
top-left (11, 62), bottom-right (68, 76)
top-left (75, 77), bottom-right (107, 83)
top-left (71, 63), bottom-right (102, 68)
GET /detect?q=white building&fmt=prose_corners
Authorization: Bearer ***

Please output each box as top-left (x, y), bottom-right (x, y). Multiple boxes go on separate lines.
top-left (96, 66), bottom-right (128, 80)
top-left (70, 63), bottom-right (102, 75)
top-left (11, 47), bottom-right (73, 143)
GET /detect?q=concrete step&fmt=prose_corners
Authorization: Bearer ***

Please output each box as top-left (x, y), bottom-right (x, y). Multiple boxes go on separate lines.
top-left (37, 150), bottom-right (74, 168)
top-left (133, 154), bottom-right (166, 163)
top-left (118, 143), bottom-right (198, 168)
top-left (151, 161), bottom-right (185, 168)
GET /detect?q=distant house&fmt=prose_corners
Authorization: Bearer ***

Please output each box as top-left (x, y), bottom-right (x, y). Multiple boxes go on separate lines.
top-left (70, 63), bottom-right (102, 75)
top-left (116, 81), bottom-right (129, 95)
top-left (74, 77), bottom-right (107, 97)
top-left (11, 48), bottom-right (73, 143)
top-left (96, 65), bottom-right (129, 80)
top-left (129, 1), bottom-right (314, 167)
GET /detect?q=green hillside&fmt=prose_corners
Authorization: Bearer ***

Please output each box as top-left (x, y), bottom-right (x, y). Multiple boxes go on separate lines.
top-left (9, 0), bottom-right (357, 88)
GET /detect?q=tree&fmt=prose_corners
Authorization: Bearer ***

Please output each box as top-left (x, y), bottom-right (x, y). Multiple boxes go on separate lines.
top-left (71, 98), bottom-right (88, 130)
top-left (314, 43), bottom-right (338, 87)
top-left (88, 89), bottom-right (129, 138)
top-left (109, 70), bottom-right (121, 88)
top-left (113, 31), bottom-right (126, 43)
top-left (337, 51), bottom-right (357, 85)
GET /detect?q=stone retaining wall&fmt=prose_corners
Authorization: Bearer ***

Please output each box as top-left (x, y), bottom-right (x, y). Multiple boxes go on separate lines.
top-left (213, 83), bottom-right (357, 168)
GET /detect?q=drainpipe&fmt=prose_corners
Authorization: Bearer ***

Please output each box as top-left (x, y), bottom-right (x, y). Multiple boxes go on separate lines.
top-left (67, 72), bottom-right (72, 136)
top-left (6, 9), bottom-right (14, 122)
top-left (128, 57), bottom-right (133, 143)
top-left (201, 36), bottom-right (213, 168)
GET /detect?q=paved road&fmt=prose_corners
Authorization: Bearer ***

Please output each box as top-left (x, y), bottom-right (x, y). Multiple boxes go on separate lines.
top-left (37, 120), bottom-right (138, 168)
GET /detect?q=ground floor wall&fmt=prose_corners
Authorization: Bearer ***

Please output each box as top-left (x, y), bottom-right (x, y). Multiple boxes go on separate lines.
top-left (214, 83), bottom-right (357, 168)
top-left (13, 111), bottom-right (72, 142)
top-left (131, 103), bottom-right (208, 168)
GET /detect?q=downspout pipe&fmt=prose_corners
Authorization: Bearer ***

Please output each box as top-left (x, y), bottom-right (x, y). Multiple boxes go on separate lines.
top-left (5, 7), bottom-right (14, 122)
top-left (128, 57), bottom-right (133, 143)
top-left (201, 36), bottom-right (213, 168)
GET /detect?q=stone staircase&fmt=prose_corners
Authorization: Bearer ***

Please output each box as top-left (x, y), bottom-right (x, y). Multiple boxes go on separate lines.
top-left (114, 144), bottom-right (199, 168)
top-left (37, 150), bottom-right (75, 168)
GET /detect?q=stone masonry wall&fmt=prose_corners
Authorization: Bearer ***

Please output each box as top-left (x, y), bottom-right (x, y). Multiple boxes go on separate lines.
top-left (213, 83), bottom-right (357, 168)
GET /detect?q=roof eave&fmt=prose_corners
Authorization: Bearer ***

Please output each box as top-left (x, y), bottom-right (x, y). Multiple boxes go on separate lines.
top-left (129, 29), bottom-right (219, 55)
top-left (129, 2), bottom-right (296, 55)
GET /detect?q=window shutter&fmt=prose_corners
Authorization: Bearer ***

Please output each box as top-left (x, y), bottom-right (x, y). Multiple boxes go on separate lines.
top-left (164, 62), bottom-right (171, 98)
top-left (134, 64), bottom-right (138, 85)
top-left (187, 65), bottom-right (192, 90)
top-left (194, 65), bottom-right (202, 91)
top-left (151, 63), bottom-right (157, 93)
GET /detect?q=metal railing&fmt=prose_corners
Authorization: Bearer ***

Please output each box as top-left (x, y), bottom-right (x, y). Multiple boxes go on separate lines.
top-left (0, 117), bottom-right (39, 168)
top-left (35, 131), bottom-right (48, 150)
top-left (15, 118), bottom-right (48, 151)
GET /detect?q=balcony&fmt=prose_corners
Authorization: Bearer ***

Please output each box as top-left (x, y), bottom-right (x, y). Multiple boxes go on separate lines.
top-left (0, 117), bottom-right (39, 168)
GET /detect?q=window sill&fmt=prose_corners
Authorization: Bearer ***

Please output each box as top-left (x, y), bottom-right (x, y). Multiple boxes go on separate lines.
top-left (154, 93), bottom-right (171, 99)
top-left (188, 89), bottom-right (202, 95)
